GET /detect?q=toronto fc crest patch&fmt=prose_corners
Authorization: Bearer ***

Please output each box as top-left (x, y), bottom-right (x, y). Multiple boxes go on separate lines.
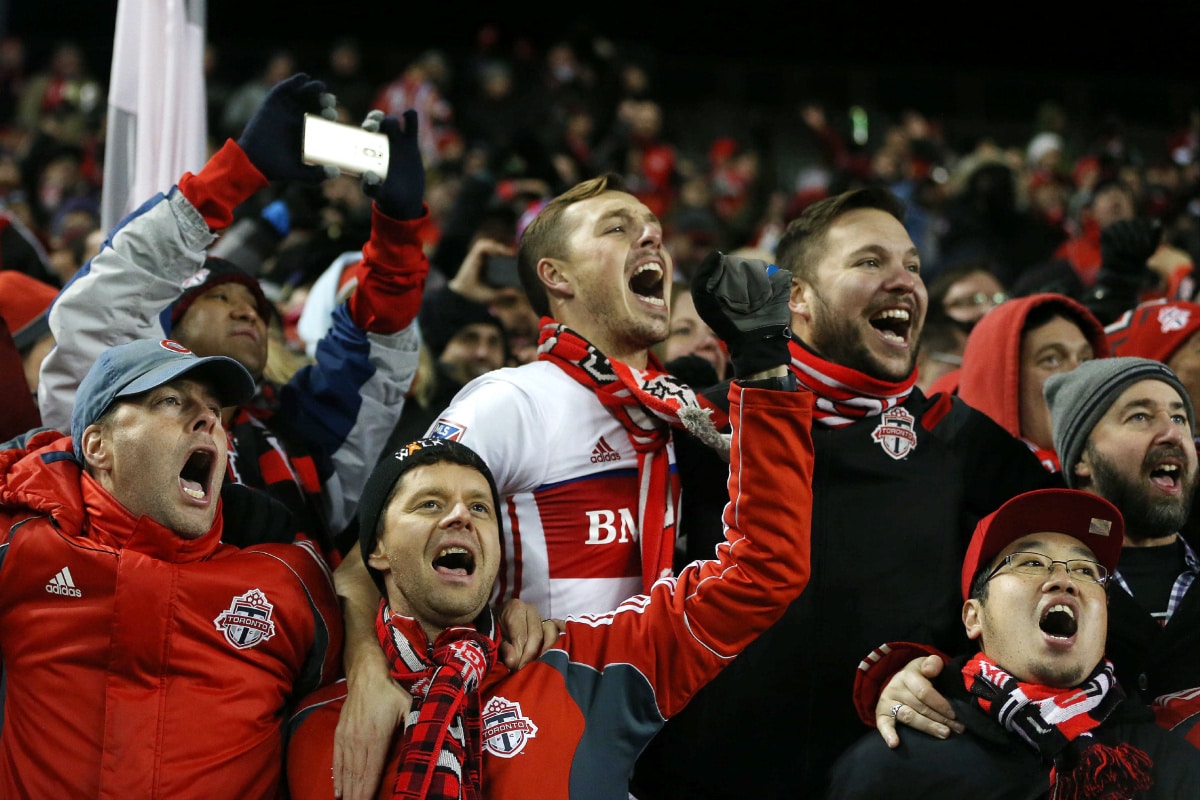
top-left (481, 695), bottom-right (539, 758)
top-left (214, 588), bottom-right (278, 649)
top-left (871, 407), bottom-right (918, 460)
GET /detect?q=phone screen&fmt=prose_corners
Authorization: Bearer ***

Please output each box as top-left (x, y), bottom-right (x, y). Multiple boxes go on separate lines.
top-left (487, 255), bottom-right (521, 288)
top-left (301, 114), bottom-right (390, 177)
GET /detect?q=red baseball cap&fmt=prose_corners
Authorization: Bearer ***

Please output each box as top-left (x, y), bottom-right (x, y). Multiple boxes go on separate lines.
top-left (1106, 299), bottom-right (1200, 365)
top-left (961, 489), bottom-right (1124, 600)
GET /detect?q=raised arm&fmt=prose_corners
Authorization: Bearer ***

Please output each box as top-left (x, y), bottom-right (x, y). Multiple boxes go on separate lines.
top-left (559, 254), bottom-right (809, 713)
top-left (39, 73), bottom-right (335, 430)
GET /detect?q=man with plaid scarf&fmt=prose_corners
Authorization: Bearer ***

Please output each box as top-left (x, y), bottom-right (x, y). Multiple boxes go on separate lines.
top-left (287, 255), bottom-right (816, 800)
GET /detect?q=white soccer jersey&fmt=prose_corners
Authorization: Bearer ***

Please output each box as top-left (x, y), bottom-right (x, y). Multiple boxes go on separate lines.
top-left (428, 362), bottom-right (679, 619)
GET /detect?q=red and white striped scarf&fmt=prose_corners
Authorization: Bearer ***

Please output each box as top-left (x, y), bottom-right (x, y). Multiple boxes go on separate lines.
top-left (962, 653), bottom-right (1153, 799)
top-left (787, 339), bottom-right (916, 428)
top-left (537, 319), bottom-right (727, 592)
top-left (377, 601), bottom-right (499, 800)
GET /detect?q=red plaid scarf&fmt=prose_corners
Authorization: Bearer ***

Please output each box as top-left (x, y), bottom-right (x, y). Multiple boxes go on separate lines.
top-left (376, 600), bottom-right (499, 800)
top-left (537, 319), bottom-right (727, 592)
top-left (962, 653), bottom-right (1153, 799)
top-left (787, 339), bottom-right (916, 428)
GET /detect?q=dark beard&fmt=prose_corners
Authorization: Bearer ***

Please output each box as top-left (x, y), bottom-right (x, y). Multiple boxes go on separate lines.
top-left (806, 293), bottom-right (918, 383)
top-left (1087, 447), bottom-right (1196, 543)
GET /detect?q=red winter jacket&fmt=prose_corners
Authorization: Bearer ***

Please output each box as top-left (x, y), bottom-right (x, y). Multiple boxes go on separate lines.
top-left (0, 432), bottom-right (343, 799)
top-left (935, 293), bottom-right (1109, 471)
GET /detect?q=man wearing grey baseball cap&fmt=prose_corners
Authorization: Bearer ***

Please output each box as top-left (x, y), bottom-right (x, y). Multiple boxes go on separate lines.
top-left (0, 338), bottom-right (343, 797)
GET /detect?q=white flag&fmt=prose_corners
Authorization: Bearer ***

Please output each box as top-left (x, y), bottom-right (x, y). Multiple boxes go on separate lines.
top-left (101, 0), bottom-right (208, 233)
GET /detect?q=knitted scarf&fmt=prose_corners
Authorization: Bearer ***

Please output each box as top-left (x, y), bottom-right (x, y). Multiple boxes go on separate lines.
top-left (1023, 438), bottom-right (1061, 474)
top-left (376, 600), bottom-right (499, 800)
top-left (537, 319), bottom-right (728, 592)
top-left (961, 654), bottom-right (1154, 799)
top-left (787, 339), bottom-right (916, 428)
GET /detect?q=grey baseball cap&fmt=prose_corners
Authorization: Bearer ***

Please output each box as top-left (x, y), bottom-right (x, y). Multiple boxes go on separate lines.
top-left (70, 338), bottom-right (256, 459)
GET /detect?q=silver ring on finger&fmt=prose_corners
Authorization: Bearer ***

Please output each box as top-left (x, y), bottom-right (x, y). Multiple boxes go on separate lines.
top-left (889, 702), bottom-right (904, 719)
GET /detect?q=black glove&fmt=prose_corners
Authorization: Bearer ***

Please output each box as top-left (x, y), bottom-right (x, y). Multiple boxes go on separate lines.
top-left (691, 251), bottom-right (793, 378)
top-left (237, 72), bottom-right (336, 184)
top-left (360, 109), bottom-right (425, 220)
top-left (1100, 218), bottom-right (1160, 280)
top-left (217, 481), bottom-right (300, 547)
top-left (1084, 218), bottom-right (1162, 325)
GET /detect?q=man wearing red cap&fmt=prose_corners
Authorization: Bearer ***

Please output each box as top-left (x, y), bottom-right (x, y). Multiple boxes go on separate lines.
top-left (860, 357), bottom-right (1200, 755)
top-left (829, 489), bottom-right (1200, 798)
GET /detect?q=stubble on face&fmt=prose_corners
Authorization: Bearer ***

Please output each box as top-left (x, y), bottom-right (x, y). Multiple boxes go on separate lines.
top-left (794, 209), bottom-right (926, 383)
top-left (555, 192), bottom-right (672, 362)
top-left (805, 286), bottom-right (920, 382)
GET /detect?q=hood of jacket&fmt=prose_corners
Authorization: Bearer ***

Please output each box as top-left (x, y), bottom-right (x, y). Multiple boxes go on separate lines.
top-left (955, 293), bottom-right (1110, 440)
top-left (0, 430), bottom-right (225, 562)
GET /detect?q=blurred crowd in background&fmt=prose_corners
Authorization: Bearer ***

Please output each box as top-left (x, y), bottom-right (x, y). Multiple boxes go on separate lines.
top-left (2, 22), bottom-right (1199, 389)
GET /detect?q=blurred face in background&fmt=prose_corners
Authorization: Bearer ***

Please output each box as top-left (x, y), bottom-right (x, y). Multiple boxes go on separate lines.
top-left (1019, 315), bottom-right (1093, 449)
top-left (942, 269), bottom-right (1007, 328)
top-left (662, 287), bottom-right (728, 380)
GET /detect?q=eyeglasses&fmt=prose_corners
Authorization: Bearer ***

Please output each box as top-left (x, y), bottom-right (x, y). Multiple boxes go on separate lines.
top-left (985, 551), bottom-right (1109, 586)
top-left (945, 291), bottom-right (1009, 310)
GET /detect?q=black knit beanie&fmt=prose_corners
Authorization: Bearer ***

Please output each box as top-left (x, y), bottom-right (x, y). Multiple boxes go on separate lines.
top-left (358, 437), bottom-right (504, 597)
top-left (417, 287), bottom-right (506, 359)
top-left (168, 256), bottom-right (274, 330)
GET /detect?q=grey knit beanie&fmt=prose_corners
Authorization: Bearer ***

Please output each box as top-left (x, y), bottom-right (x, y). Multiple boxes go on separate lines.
top-left (1045, 356), bottom-right (1196, 488)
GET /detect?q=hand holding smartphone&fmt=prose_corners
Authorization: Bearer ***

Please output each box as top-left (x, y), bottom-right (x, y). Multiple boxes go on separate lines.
top-left (301, 114), bottom-right (390, 177)
top-left (485, 254), bottom-right (522, 288)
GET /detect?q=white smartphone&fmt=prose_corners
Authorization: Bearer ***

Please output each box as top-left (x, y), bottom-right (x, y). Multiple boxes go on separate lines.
top-left (301, 113), bottom-right (389, 177)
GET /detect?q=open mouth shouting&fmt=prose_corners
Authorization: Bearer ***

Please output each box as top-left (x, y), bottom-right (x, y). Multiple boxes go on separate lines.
top-left (869, 307), bottom-right (913, 346)
top-left (433, 544), bottom-right (477, 579)
top-left (1040, 603), bottom-right (1078, 640)
top-left (1146, 447), bottom-right (1187, 495)
top-left (179, 447), bottom-right (217, 503)
top-left (629, 260), bottom-right (666, 309)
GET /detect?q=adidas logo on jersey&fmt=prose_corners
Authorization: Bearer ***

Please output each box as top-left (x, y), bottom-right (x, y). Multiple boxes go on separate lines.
top-left (45, 566), bottom-right (82, 598)
top-left (590, 436), bottom-right (622, 463)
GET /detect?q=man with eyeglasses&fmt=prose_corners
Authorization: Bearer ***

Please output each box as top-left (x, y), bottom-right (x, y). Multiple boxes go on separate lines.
top-left (860, 357), bottom-right (1200, 753)
top-left (828, 487), bottom-right (1200, 798)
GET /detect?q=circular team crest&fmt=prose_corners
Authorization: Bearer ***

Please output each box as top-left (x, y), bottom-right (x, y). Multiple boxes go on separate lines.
top-left (214, 588), bottom-right (278, 650)
top-left (482, 695), bottom-right (539, 758)
top-left (871, 407), bottom-right (918, 460)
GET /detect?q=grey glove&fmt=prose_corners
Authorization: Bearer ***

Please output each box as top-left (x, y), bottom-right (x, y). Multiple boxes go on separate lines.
top-left (237, 73), bottom-right (337, 183)
top-left (691, 251), bottom-right (793, 378)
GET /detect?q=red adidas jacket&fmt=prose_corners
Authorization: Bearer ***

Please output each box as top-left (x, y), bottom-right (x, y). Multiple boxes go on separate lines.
top-left (0, 431), bottom-right (343, 799)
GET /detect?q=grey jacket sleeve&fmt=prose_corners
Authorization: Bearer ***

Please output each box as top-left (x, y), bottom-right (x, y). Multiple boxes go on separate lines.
top-left (38, 190), bottom-right (215, 431)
